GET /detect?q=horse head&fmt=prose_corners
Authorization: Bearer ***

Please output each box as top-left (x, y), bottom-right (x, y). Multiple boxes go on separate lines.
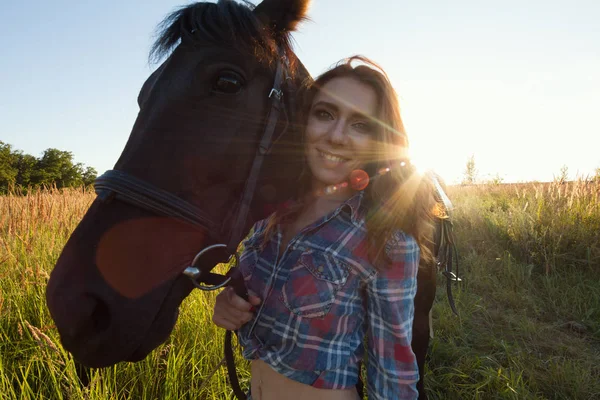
top-left (46, 0), bottom-right (311, 368)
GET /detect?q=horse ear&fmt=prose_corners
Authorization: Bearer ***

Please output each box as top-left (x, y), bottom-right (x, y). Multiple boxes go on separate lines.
top-left (253, 0), bottom-right (311, 33)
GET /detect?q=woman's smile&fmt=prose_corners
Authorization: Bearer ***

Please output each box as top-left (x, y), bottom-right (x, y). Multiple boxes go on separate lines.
top-left (317, 149), bottom-right (350, 164)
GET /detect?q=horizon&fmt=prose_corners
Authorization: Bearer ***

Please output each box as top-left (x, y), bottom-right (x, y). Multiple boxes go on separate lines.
top-left (1, 0), bottom-right (599, 185)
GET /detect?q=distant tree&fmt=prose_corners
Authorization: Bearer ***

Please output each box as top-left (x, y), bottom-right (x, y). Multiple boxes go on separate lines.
top-left (14, 152), bottom-right (37, 187)
top-left (0, 142), bottom-right (98, 193)
top-left (555, 164), bottom-right (569, 184)
top-left (488, 173), bottom-right (504, 185)
top-left (33, 148), bottom-right (84, 188)
top-left (462, 154), bottom-right (478, 185)
top-left (82, 166), bottom-right (98, 187)
top-left (0, 141), bottom-right (18, 193)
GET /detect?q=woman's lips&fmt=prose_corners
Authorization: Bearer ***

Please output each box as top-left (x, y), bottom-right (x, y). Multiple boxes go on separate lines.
top-left (317, 149), bottom-right (350, 164)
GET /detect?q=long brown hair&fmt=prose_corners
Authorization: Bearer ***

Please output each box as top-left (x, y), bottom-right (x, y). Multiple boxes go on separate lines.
top-left (266, 55), bottom-right (436, 268)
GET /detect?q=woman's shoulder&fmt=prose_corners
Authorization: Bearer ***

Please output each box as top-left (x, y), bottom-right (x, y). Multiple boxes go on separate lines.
top-left (253, 217), bottom-right (271, 234)
top-left (374, 230), bottom-right (420, 280)
top-left (249, 210), bottom-right (280, 234)
top-left (384, 230), bottom-right (419, 257)
top-left (238, 215), bottom-right (273, 248)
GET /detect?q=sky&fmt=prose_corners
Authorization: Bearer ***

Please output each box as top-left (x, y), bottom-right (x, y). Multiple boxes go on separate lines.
top-left (1, 0), bottom-right (599, 184)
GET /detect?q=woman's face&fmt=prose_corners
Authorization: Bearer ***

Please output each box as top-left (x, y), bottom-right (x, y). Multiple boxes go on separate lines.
top-left (304, 76), bottom-right (378, 191)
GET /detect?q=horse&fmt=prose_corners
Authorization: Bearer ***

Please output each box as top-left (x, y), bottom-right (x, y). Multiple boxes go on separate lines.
top-left (46, 1), bottom-right (450, 398)
top-left (46, 0), bottom-right (311, 369)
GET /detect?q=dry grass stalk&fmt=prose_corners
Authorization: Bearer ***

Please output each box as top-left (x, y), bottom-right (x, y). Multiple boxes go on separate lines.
top-left (23, 320), bottom-right (62, 362)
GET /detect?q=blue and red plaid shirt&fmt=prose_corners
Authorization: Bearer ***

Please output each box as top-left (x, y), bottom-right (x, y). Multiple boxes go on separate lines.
top-left (237, 191), bottom-right (420, 399)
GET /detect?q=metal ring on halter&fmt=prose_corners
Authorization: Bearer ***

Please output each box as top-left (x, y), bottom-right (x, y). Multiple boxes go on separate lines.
top-left (183, 244), bottom-right (237, 291)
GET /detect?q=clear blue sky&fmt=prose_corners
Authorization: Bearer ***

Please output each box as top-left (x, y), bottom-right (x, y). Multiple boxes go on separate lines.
top-left (1, 0), bottom-right (599, 183)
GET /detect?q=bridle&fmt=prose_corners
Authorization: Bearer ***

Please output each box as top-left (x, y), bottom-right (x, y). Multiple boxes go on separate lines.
top-left (94, 51), bottom-right (294, 400)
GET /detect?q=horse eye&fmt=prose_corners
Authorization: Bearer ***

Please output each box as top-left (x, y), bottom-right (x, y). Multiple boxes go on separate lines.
top-left (212, 71), bottom-right (244, 94)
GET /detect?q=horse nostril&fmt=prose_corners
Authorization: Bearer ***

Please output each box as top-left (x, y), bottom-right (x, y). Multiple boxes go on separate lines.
top-left (90, 298), bottom-right (111, 332)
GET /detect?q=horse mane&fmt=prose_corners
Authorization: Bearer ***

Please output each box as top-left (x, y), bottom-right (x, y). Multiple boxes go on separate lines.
top-left (150, 0), bottom-right (302, 72)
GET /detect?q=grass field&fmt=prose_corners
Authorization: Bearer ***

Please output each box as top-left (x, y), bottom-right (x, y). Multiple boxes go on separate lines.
top-left (1, 181), bottom-right (599, 399)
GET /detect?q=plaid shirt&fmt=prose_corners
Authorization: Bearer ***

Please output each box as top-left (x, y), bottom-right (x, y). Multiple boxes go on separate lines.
top-left (238, 191), bottom-right (420, 399)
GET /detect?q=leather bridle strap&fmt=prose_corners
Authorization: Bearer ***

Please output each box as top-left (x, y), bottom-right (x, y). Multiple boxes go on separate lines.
top-left (94, 169), bottom-right (219, 235)
top-left (226, 58), bottom-right (286, 255)
top-left (438, 217), bottom-right (460, 315)
top-left (430, 174), bottom-right (461, 316)
top-left (224, 55), bottom-right (287, 400)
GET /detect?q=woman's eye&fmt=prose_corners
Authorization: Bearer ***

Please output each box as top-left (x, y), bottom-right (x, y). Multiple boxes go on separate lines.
top-left (353, 122), bottom-right (374, 134)
top-left (212, 71), bottom-right (244, 94)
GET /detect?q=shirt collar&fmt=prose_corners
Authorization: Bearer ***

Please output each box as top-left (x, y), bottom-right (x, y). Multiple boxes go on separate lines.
top-left (277, 190), bottom-right (366, 226)
top-left (340, 190), bottom-right (365, 226)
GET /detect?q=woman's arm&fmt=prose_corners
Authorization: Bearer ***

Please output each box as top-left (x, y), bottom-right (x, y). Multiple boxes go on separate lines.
top-left (365, 231), bottom-right (420, 400)
top-left (212, 222), bottom-right (264, 331)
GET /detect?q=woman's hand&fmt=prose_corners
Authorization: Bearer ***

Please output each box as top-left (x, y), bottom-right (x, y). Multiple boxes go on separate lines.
top-left (212, 287), bottom-right (261, 331)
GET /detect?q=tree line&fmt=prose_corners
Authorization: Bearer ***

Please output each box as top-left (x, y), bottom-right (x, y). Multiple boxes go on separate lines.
top-left (0, 141), bottom-right (97, 194)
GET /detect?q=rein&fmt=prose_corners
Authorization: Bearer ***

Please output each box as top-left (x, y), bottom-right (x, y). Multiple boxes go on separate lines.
top-left (94, 52), bottom-right (291, 400)
top-left (431, 176), bottom-right (461, 316)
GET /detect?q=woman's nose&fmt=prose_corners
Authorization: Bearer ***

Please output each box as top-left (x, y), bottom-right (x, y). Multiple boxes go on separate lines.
top-left (327, 121), bottom-right (346, 145)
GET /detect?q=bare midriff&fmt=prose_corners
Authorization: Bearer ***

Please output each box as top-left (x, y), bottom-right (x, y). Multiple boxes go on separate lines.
top-left (250, 360), bottom-right (361, 400)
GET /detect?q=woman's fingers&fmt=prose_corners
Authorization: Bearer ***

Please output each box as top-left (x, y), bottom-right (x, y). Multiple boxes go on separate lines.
top-left (216, 290), bottom-right (251, 319)
top-left (212, 314), bottom-right (244, 331)
top-left (212, 287), bottom-right (257, 330)
top-left (248, 290), bottom-right (262, 307)
top-left (212, 303), bottom-right (247, 330)
top-left (226, 287), bottom-right (254, 311)
top-left (248, 295), bottom-right (261, 307)
top-left (214, 307), bottom-right (252, 324)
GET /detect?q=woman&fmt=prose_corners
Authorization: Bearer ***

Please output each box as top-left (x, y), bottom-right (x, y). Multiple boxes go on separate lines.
top-left (212, 56), bottom-right (436, 400)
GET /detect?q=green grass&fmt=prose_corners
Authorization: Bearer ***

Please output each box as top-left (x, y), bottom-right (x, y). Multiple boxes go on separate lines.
top-left (1, 182), bottom-right (599, 399)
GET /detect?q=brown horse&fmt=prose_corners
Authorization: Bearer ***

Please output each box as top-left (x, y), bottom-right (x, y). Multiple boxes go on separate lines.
top-left (47, 0), bottom-right (311, 369)
top-left (46, 1), bottom-right (450, 398)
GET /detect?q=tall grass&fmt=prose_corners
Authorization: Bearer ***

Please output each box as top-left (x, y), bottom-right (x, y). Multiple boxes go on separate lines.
top-left (426, 180), bottom-right (600, 400)
top-left (451, 181), bottom-right (600, 275)
top-left (1, 182), bottom-right (599, 399)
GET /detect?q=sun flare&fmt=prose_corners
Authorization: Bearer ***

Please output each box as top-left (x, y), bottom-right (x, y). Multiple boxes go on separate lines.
top-left (407, 144), bottom-right (440, 176)
top-left (404, 143), bottom-right (464, 184)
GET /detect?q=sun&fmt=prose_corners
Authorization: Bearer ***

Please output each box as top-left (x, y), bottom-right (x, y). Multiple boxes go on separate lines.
top-left (408, 149), bottom-right (431, 176)
top-left (406, 144), bottom-right (439, 177)
top-left (404, 143), bottom-right (463, 184)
